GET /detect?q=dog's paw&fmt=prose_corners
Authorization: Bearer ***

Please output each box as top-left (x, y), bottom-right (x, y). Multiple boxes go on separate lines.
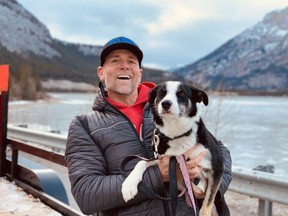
top-left (121, 176), bottom-right (139, 202)
top-left (121, 160), bottom-right (152, 202)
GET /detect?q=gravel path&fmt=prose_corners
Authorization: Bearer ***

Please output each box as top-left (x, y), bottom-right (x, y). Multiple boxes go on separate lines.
top-left (226, 190), bottom-right (288, 216)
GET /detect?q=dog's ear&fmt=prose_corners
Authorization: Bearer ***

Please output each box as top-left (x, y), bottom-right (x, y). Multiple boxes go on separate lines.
top-left (191, 88), bottom-right (209, 106)
top-left (196, 90), bottom-right (209, 106)
top-left (148, 85), bottom-right (159, 105)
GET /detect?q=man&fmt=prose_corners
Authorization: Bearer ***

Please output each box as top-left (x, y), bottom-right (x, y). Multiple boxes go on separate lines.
top-left (65, 36), bottom-right (232, 215)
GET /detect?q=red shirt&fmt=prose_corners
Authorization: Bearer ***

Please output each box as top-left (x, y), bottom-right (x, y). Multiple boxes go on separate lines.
top-left (106, 82), bottom-right (155, 134)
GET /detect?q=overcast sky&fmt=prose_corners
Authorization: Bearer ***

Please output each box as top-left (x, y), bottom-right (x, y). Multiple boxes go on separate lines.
top-left (17, 0), bottom-right (287, 70)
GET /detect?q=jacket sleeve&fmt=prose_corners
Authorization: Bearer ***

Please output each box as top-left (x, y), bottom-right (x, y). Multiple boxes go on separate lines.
top-left (65, 117), bottom-right (124, 214)
top-left (65, 117), bottom-right (165, 215)
top-left (215, 141), bottom-right (232, 202)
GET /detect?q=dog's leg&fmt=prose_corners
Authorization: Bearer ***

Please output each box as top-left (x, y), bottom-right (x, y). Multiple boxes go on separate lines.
top-left (211, 206), bottom-right (219, 216)
top-left (199, 172), bottom-right (221, 216)
top-left (121, 160), bottom-right (157, 202)
top-left (193, 172), bottom-right (207, 194)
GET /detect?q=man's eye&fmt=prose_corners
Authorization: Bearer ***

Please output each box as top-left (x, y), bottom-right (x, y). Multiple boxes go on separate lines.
top-left (129, 60), bottom-right (137, 65)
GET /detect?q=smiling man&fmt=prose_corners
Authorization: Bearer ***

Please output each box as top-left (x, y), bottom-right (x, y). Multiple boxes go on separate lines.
top-left (96, 37), bottom-right (155, 133)
top-left (97, 37), bottom-right (144, 105)
top-left (65, 36), bottom-right (232, 216)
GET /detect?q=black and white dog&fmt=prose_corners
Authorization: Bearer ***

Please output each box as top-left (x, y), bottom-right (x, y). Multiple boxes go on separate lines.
top-left (121, 81), bottom-right (229, 216)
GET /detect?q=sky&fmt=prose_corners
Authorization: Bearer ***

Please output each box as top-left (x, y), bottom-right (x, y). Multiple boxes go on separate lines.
top-left (17, 0), bottom-right (288, 70)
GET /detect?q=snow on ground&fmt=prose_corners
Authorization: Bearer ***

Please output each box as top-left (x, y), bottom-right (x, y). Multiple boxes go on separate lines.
top-left (0, 177), bottom-right (62, 216)
top-left (1, 176), bottom-right (288, 216)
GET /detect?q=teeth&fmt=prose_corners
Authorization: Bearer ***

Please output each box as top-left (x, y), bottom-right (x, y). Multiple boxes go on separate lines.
top-left (118, 75), bottom-right (130, 79)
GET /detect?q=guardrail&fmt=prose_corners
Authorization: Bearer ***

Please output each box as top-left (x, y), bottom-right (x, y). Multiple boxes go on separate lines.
top-left (4, 126), bottom-right (82, 216)
top-left (229, 166), bottom-right (288, 206)
top-left (7, 124), bottom-right (66, 152)
top-left (6, 125), bottom-right (288, 216)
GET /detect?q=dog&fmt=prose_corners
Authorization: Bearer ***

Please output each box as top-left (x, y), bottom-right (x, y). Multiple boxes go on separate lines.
top-left (121, 81), bottom-right (229, 216)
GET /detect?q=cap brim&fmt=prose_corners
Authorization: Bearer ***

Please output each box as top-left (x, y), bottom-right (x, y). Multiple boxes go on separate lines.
top-left (101, 43), bottom-right (143, 66)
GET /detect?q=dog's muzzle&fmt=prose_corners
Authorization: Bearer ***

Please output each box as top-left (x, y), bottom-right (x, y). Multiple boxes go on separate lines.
top-left (161, 100), bottom-right (172, 110)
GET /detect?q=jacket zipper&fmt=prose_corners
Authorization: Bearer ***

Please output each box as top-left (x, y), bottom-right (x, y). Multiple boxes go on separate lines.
top-left (103, 98), bottom-right (150, 159)
top-left (139, 103), bottom-right (151, 158)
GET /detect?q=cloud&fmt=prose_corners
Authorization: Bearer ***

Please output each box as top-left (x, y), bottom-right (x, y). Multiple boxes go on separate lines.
top-left (145, 3), bottom-right (204, 35)
top-left (17, 0), bottom-right (288, 69)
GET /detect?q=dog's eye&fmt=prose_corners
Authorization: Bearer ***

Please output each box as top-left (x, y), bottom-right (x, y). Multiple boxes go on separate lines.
top-left (177, 90), bottom-right (184, 97)
top-left (159, 88), bottom-right (167, 96)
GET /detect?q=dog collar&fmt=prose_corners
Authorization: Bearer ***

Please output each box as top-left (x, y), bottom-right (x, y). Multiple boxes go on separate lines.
top-left (156, 128), bottom-right (193, 141)
top-left (152, 128), bottom-right (193, 159)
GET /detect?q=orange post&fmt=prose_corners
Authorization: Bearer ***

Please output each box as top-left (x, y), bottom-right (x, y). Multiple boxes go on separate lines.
top-left (0, 65), bottom-right (9, 92)
top-left (0, 64), bottom-right (10, 176)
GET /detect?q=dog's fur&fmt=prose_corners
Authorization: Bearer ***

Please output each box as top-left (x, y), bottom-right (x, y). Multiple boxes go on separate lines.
top-left (121, 81), bottom-right (229, 216)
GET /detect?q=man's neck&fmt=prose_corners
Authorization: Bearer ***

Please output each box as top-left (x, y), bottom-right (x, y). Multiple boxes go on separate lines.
top-left (107, 91), bottom-right (138, 106)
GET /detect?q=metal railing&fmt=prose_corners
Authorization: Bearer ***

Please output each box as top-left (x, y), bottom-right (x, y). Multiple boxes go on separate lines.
top-left (7, 124), bottom-right (67, 152)
top-left (230, 166), bottom-right (288, 205)
top-left (6, 125), bottom-right (288, 216)
top-left (3, 141), bottom-right (83, 216)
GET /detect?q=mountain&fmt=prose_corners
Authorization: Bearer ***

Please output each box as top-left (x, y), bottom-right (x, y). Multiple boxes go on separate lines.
top-left (173, 7), bottom-right (288, 94)
top-left (0, 0), bottom-right (172, 87)
top-left (2, 0), bottom-right (287, 94)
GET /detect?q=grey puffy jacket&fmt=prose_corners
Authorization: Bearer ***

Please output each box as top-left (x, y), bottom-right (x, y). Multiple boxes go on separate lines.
top-left (65, 83), bottom-right (232, 216)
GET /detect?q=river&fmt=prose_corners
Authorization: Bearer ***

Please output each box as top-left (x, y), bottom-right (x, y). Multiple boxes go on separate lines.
top-left (8, 92), bottom-right (288, 177)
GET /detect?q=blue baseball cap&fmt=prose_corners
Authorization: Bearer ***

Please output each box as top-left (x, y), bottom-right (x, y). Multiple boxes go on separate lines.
top-left (100, 36), bottom-right (143, 67)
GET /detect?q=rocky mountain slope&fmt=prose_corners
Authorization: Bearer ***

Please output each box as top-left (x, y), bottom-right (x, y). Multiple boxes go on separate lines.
top-left (1, 0), bottom-right (287, 93)
top-left (173, 7), bottom-right (288, 93)
top-left (0, 0), bottom-right (171, 86)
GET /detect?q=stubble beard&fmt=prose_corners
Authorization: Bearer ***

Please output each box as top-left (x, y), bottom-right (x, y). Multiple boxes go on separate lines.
top-left (107, 83), bottom-right (137, 96)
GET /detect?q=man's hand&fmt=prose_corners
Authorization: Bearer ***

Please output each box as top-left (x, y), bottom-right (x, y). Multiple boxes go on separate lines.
top-left (192, 181), bottom-right (206, 199)
top-left (183, 144), bottom-right (207, 198)
top-left (157, 144), bottom-right (207, 183)
top-left (183, 144), bottom-right (207, 179)
top-left (157, 156), bottom-right (186, 192)
top-left (157, 156), bottom-right (171, 183)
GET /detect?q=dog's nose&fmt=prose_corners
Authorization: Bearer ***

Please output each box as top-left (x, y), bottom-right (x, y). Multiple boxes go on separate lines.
top-left (161, 100), bottom-right (172, 110)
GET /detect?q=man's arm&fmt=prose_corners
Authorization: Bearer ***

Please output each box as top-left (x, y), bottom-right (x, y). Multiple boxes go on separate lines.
top-left (215, 141), bottom-right (232, 202)
top-left (65, 117), bottom-right (167, 214)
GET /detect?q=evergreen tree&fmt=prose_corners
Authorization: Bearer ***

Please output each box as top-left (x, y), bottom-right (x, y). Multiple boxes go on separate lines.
top-left (11, 64), bottom-right (42, 100)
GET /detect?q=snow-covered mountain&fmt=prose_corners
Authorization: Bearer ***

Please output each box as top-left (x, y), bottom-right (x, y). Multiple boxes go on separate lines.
top-left (174, 7), bottom-right (288, 93)
top-left (0, 0), bottom-right (104, 58)
top-left (0, 0), bottom-right (103, 83)
top-left (0, 0), bottom-right (60, 58)
top-left (1, 0), bottom-right (287, 93)
top-left (0, 0), bottom-right (168, 85)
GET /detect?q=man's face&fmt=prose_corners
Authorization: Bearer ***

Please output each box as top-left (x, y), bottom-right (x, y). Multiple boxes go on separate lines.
top-left (98, 49), bottom-right (142, 96)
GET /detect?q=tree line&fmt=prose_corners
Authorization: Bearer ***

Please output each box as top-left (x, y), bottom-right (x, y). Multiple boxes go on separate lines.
top-left (9, 64), bottom-right (45, 100)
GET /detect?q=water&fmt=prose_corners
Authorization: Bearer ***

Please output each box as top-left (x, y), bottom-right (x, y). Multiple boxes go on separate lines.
top-left (8, 92), bottom-right (95, 132)
top-left (8, 93), bottom-right (288, 177)
top-left (204, 95), bottom-right (288, 176)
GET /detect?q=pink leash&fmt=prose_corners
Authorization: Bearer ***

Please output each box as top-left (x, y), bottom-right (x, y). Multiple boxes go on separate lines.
top-left (176, 154), bottom-right (197, 216)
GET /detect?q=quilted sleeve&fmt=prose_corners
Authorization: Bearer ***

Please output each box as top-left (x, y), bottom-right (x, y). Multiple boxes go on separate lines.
top-left (65, 117), bottom-right (168, 215)
top-left (215, 141), bottom-right (232, 202)
top-left (65, 117), bottom-right (125, 214)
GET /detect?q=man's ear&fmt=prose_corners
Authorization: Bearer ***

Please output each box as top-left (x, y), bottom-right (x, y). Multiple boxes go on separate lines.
top-left (138, 68), bottom-right (143, 83)
top-left (97, 66), bottom-right (104, 81)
